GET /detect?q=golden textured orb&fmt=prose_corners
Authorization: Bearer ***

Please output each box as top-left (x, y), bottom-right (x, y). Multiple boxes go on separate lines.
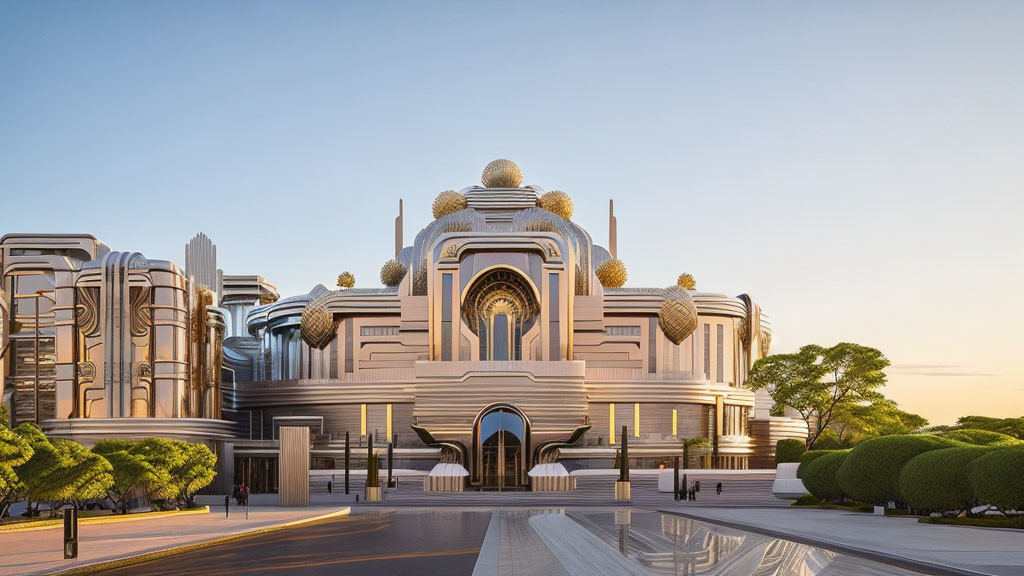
top-left (595, 259), bottom-right (627, 288)
top-left (380, 259), bottom-right (407, 287)
top-left (539, 190), bottom-right (574, 220)
top-left (677, 273), bottom-right (696, 290)
top-left (481, 159), bottom-right (523, 188)
top-left (336, 271), bottom-right (355, 289)
top-left (659, 286), bottom-right (698, 345)
top-left (432, 190), bottom-right (467, 219)
top-left (301, 300), bottom-right (335, 349)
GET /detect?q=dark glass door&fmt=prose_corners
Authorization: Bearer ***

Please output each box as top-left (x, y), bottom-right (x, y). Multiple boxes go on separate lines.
top-left (478, 409), bottom-right (525, 489)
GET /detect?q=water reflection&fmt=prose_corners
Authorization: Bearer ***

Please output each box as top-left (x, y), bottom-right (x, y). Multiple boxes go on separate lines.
top-left (527, 509), bottom-right (928, 576)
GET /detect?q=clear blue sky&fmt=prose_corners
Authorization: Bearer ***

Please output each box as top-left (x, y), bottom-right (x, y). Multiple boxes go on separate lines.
top-left (2, 1), bottom-right (1022, 425)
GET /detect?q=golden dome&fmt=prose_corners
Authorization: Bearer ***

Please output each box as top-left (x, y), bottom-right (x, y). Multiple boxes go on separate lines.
top-left (659, 286), bottom-right (698, 345)
top-left (380, 259), bottom-right (407, 287)
top-left (677, 273), bottom-right (696, 290)
top-left (300, 299), bottom-right (335, 349)
top-left (481, 159), bottom-right (523, 188)
top-left (336, 271), bottom-right (355, 289)
top-left (432, 190), bottom-right (467, 219)
top-left (539, 190), bottom-right (574, 220)
top-left (595, 258), bottom-right (627, 288)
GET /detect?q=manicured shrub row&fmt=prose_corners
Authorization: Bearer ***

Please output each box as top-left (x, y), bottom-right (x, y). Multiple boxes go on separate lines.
top-left (774, 438), bottom-right (806, 465)
top-left (800, 449), bottom-right (850, 502)
top-left (836, 435), bottom-right (957, 506)
top-left (899, 445), bottom-right (996, 513)
top-left (796, 433), bottom-right (1024, 515)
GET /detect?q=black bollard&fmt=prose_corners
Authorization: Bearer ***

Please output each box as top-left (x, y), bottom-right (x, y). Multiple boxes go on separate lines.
top-left (63, 506), bottom-right (78, 559)
top-left (344, 431), bottom-right (351, 495)
top-left (387, 439), bottom-right (394, 488)
top-left (674, 456), bottom-right (680, 501)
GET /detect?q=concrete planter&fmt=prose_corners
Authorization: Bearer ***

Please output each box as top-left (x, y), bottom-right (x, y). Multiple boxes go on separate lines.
top-left (772, 462), bottom-right (808, 500)
top-left (614, 481), bottom-right (631, 501)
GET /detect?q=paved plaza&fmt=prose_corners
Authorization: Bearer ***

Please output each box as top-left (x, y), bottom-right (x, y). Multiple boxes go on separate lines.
top-left (0, 506), bottom-right (349, 576)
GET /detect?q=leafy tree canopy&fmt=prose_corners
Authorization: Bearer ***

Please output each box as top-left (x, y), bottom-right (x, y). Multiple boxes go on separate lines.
top-left (955, 416), bottom-right (1024, 440)
top-left (19, 439), bottom-right (112, 506)
top-left (100, 449), bottom-right (160, 513)
top-left (748, 342), bottom-right (890, 448)
top-left (169, 441), bottom-right (217, 507)
top-left (829, 399), bottom-right (928, 447)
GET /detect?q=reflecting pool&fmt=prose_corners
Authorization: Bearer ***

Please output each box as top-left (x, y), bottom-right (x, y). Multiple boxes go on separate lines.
top-left (484, 508), bottom-right (930, 576)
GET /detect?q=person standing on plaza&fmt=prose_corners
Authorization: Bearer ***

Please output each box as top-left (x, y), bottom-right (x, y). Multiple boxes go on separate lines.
top-left (327, 480), bottom-right (333, 495)
top-left (224, 495), bottom-right (230, 518)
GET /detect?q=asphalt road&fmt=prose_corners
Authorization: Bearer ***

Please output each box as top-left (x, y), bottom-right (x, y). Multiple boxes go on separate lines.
top-left (98, 510), bottom-right (491, 576)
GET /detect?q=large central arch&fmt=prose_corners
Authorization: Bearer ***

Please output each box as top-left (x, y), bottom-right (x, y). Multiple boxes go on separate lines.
top-left (461, 267), bottom-right (540, 362)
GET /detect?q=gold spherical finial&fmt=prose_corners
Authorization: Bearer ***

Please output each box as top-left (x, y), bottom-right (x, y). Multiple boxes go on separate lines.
top-left (336, 271), bottom-right (355, 289)
top-left (677, 273), bottom-right (696, 290)
top-left (481, 159), bottom-right (523, 188)
top-left (659, 285), bottom-right (698, 345)
top-left (539, 190), bottom-right (574, 220)
top-left (595, 258), bottom-right (627, 288)
top-left (380, 259), bottom-right (407, 287)
top-left (432, 190), bottom-right (467, 219)
top-left (301, 299), bottom-right (335, 349)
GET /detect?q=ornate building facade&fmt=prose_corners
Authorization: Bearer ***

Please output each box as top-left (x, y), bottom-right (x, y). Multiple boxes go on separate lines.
top-left (1, 160), bottom-right (806, 492)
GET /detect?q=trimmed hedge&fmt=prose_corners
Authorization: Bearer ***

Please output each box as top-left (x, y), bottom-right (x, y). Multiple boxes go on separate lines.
top-left (969, 446), bottom-right (1024, 511)
top-left (938, 429), bottom-right (1020, 446)
top-left (899, 445), bottom-right (996, 513)
top-left (836, 434), bottom-right (957, 506)
top-left (775, 438), bottom-right (806, 465)
top-left (796, 450), bottom-right (834, 480)
top-left (801, 449), bottom-right (850, 502)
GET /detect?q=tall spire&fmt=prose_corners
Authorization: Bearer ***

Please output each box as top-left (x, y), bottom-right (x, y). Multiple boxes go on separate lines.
top-left (609, 199), bottom-right (618, 258)
top-left (394, 199), bottom-right (403, 258)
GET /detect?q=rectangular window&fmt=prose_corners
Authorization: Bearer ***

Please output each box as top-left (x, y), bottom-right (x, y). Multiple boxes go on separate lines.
top-left (672, 408), bottom-right (678, 436)
top-left (344, 318), bottom-right (353, 373)
top-left (386, 403), bottom-right (392, 439)
top-left (633, 403), bottom-right (640, 437)
top-left (360, 403), bottom-right (367, 437)
top-left (609, 403), bottom-right (615, 444)
top-left (703, 324), bottom-right (710, 380)
top-left (605, 326), bottom-right (641, 336)
top-left (548, 273), bottom-right (560, 360)
top-left (360, 326), bottom-right (399, 337)
top-left (648, 317), bottom-right (657, 373)
top-left (441, 274), bottom-right (453, 361)
top-left (716, 324), bottom-right (724, 383)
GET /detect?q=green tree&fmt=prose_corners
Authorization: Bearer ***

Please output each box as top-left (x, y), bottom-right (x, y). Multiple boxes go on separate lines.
top-left (18, 438), bottom-right (112, 513)
top-left (830, 399), bottom-right (928, 446)
top-left (128, 438), bottom-right (186, 502)
top-left (747, 343), bottom-right (890, 448)
top-left (93, 441), bottom-right (161, 514)
top-left (955, 416), bottom-right (1024, 440)
top-left (835, 434), bottom-right (956, 508)
top-left (681, 437), bottom-right (709, 468)
top-left (169, 441), bottom-right (217, 508)
top-left (0, 424), bottom-right (34, 519)
top-left (774, 438), bottom-right (806, 464)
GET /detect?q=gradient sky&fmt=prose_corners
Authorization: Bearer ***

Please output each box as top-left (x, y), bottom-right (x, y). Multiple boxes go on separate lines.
top-left (2, 1), bottom-right (1021, 425)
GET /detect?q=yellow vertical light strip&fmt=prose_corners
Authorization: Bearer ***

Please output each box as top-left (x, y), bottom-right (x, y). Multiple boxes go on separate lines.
top-left (672, 408), bottom-right (678, 436)
top-left (386, 403), bottom-right (393, 439)
top-left (634, 402), bottom-right (640, 437)
top-left (609, 403), bottom-right (616, 444)
top-left (360, 403), bottom-right (367, 437)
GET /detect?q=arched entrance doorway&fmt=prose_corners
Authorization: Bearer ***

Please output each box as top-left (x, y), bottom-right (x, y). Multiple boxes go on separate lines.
top-left (474, 404), bottom-right (529, 489)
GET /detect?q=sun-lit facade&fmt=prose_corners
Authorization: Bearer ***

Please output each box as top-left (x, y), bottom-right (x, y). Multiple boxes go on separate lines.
top-left (1, 160), bottom-right (807, 492)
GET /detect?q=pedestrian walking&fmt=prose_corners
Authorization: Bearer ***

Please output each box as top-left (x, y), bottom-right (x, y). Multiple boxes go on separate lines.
top-left (694, 480), bottom-right (700, 493)
top-left (327, 480), bottom-right (333, 495)
top-left (716, 482), bottom-right (722, 495)
top-left (224, 495), bottom-right (230, 518)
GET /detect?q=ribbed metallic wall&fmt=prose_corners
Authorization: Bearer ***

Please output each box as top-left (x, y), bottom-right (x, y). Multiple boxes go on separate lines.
top-left (278, 426), bottom-right (310, 506)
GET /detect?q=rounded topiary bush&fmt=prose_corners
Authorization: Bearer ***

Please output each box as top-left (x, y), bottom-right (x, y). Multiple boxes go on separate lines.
top-left (899, 445), bottom-right (996, 514)
top-left (836, 434), bottom-right (958, 506)
top-left (775, 438), bottom-right (806, 465)
top-left (969, 446), bottom-right (1024, 511)
top-left (801, 449), bottom-right (850, 502)
top-left (939, 429), bottom-right (1020, 446)
top-left (797, 450), bottom-right (834, 480)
